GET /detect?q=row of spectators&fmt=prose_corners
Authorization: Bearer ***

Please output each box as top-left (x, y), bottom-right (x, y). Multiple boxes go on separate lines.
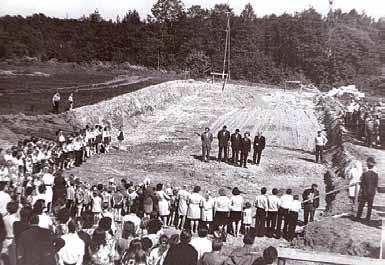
top-left (0, 122), bottom-right (305, 265)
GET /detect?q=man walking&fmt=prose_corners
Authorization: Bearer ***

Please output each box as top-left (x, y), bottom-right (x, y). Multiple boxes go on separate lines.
top-left (356, 157), bottom-right (379, 223)
top-left (302, 184), bottom-right (319, 225)
top-left (253, 131), bottom-right (266, 165)
top-left (314, 131), bottom-right (327, 163)
top-left (240, 132), bottom-right (251, 168)
top-left (201, 127), bottom-right (213, 162)
top-left (217, 125), bottom-right (230, 162)
top-left (52, 92), bottom-right (61, 114)
top-left (230, 129), bottom-right (241, 164)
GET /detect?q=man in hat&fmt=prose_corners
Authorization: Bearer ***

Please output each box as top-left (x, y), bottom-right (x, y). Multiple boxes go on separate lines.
top-left (230, 129), bottom-right (242, 164)
top-left (253, 131), bottom-right (266, 165)
top-left (201, 127), bottom-right (213, 162)
top-left (217, 125), bottom-right (230, 162)
top-left (356, 157), bottom-right (379, 222)
top-left (314, 130), bottom-right (327, 163)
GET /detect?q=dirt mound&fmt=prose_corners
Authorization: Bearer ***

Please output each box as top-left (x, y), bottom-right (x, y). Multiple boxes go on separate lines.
top-left (67, 80), bottom-right (207, 132)
top-left (304, 217), bottom-right (381, 258)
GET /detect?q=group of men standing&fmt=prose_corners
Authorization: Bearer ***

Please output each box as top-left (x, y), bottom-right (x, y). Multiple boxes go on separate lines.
top-left (52, 92), bottom-right (74, 114)
top-left (200, 126), bottom-right (266, 168)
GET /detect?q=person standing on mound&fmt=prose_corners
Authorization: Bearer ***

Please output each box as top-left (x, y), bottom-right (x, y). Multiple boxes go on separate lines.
top-left (356, 157), bottom-right (379, 222)
top-left (201, 127), bottom-right (213, 162)
top-left (117, 127), bottom-right (124, 149)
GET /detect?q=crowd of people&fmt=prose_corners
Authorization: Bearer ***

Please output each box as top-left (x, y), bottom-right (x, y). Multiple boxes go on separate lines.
top-left (0, 120), bottom-right (326, 265)
top-left (344, 99), bottom-right (382, 147)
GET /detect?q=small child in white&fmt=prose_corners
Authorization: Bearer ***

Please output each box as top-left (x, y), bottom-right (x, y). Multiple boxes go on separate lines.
top-left (243, 202), bottom-right (253, 235)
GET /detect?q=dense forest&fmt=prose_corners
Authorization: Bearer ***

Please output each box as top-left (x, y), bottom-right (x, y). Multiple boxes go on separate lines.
top-left (0, 0), bottom-right (385, 87)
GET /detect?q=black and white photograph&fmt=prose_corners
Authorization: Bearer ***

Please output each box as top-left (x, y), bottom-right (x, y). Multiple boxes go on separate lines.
top-left (0, 0), bottom-right (384, 264)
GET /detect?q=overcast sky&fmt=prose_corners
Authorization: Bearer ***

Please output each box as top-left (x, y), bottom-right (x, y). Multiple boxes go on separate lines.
top-left (1, 0), bottom-right (384, 20)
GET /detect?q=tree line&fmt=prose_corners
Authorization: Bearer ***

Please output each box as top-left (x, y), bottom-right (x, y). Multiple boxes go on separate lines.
top-left (0, 0), bottom-right (384, 87)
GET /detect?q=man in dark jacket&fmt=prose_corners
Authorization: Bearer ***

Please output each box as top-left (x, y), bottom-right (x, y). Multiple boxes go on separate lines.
top-left (240, 132), bottom-right (252, 168)
top-left (253, 131), bottom-right (266, 165)
top-left (356, 157), bottom-right (379, 222)
top-left (230, 129), bottom-right (241, 164)
top-left (217, 125), bottom-right (230, 162)
top-left (163, 229), bottom-right (198, 265)
top-left (17, 215), bottom-right (65, 265)
top-left (201, 127), bottom-right (214, 162)
top-left (302, 184), bottom-right (320, 225)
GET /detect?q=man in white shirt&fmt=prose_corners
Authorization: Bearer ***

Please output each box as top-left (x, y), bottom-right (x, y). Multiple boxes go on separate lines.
top-left (314, 131), bottom-right (327, 163)
top-left (58, 219), bottom-right (85, 265)
top-left (190, 226), bottom-right (212, 261)
top-left (267, 188), bottom-right (281, 237)
top-left (277, 189), bottom-right (293, 238)
top-left (287, 195), bottom-right (302, 241)
top-left (255, 187), bottom-right (268, 237)
top-left (0, 181), bottom-right (11, 216)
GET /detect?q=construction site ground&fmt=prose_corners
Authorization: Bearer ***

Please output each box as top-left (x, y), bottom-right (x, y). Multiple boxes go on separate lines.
top-left (1, 76), bottom-right (383, 262)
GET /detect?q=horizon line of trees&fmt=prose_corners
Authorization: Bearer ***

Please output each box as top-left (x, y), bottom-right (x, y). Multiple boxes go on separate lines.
top-left (0, 0), bottom-right (385, 88)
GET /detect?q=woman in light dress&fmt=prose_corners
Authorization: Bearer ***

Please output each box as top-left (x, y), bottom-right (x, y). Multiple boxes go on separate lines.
top-left (177, 185), bottom-right (190, 230)
top-left (346, 160), bottom-right (363, 205)
top-left (187, 186), bottom-right (204, 234)
top-left (156, 183), bottom-right (171, 227)
top-left (200, 191), bottom-right (215, 231)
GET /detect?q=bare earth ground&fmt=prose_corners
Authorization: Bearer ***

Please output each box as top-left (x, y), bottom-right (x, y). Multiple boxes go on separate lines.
top-left (66, 81), bottom-right (327, 257)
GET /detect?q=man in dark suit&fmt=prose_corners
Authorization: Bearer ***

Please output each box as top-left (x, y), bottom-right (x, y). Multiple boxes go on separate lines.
top-left (17, 215), bottom-right (65, 265)
top-left (240, 132), bottom-right (252, 168)
top-left (217, 125), bottom-right (230, 162)
top-left (230, 129), bottom-right (241, 164)
top-left (302, 184), bottom-right (320, 225)
top-left (201, 127), bottom-right (213, 162)
top-left (356, 157), bottom-right (379, 222)
top-left (253, 131), bottom-right (266, 165)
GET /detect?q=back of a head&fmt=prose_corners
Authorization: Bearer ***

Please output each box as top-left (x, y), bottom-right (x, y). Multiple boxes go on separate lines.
top-left (212, 238), bottom-right (223, 252)
top-left (19, 206), bottom-right (33, 224)
top-left (30, 214), bottom-right (39, 225)
top-left (57, 208), bottom-right (70, 224)
top-left (128, 238), bottom-right (143, 254)
top-left (180, 229), bottom-right (192, 244)
top-left (197, 226), bottom-right (208, 238)
top-left (98, 217), bottom-right (112, 232)
top-left (33, 199), bottom-right (45, 215)
top-left (81, 211), bottom-right (95, 229)
top-left (141, 237), bottom-right (153, 252)
top-left (6, 201), bottom-right (19, 215)
top-left (261, 187), bottom-right (267, 195)
top-left (68, 219), bottom-right (77, 233)
top-left (122, 221), bottom-right (136, 239)
top-left (263, 246), bottom-right (278, 264)
top-left (243, 232), bottom-right (255, 245)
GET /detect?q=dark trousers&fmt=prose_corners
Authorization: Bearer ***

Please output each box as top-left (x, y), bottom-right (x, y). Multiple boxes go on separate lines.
top-left (287, 211), bottom-right (298, 241)
top-left (356, 194), bottom-right (375, 221)
top-left (267, 211), bottom-right (278, 236)
top-left (75, 150), bottom-right (83, 166)
top-left (240, 151), bottom-right (249, 167)
top-left (202, 145), bottom-right (211, 161)
top-left (218, 145), bottom-right (228, 162)
top-left (253, 149), bottom-right (263, 164)
top-left (231, 148), bottom-right (240, 163)
top-left (277, 207), bottom-right (289, 236)
top-left (303, 204), bottom-right (315, 225)
top-left (315, 145), bottom-right (324, 163)
top-left (53, 102), bottom-right (59, 114)
top-left (255, 208), bottom-right (266, 236)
